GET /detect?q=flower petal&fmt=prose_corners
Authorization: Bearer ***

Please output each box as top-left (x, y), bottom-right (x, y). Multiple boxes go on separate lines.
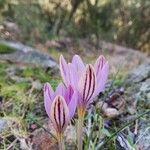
top-left (95, 61), bottom-right (109, 96)
top-left (43, 83), bottom-right (54, 118)
top-left (72, 55), bottom-right (85, 73)
top-left (68, 63), bottom-right (79, 90)
top-left (94, 55), bottom-right (107, 77)
top-left (59, 55), bottom-right (70, 85)
top-left (55, 82), bottom-right (66, 98)
top-left (64, 85), bottom-right (74, 105)
top-left (68, 91), bottom-right (78, 119)
top-left (78, 64), bottom-right (96, 107)
top-left (50, 95), bottom-right (70, 133)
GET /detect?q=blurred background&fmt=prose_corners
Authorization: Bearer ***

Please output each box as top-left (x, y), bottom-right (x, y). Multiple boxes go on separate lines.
top-left (0, 0), bottom-right (150, 54)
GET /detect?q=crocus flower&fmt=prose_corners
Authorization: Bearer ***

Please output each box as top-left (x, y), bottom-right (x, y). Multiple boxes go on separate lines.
top-left (60, 54), bottom-right (109, 110)
top-left (43, 82), bottom-right (77, 148)
top-left (59, 54), bottom-right (109, 150)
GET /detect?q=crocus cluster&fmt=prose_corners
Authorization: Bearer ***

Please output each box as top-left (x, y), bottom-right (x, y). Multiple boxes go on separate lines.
top-left (43, 54), bottom-right (109, 150)
top-left (60, 55), bottom-right (109, 115)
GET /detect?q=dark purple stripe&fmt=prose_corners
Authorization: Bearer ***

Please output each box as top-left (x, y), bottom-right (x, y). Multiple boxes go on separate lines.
top-left (83, 69), bottom-right (88, 102)
top-left (57, 97), bottom-right (61, 127)
top-left (86, 70), bottom-right (96, 103)
top-left (85, 66), bottom-right (92, 101)
top-left (62, 107), bottom-right (66, 128)
top-left (96, 57), bottom-right (104, 76)
top-left (54, 100), bottom-right (59, 128)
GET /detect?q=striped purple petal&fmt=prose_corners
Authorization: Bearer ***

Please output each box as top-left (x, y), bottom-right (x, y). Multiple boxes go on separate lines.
top-left (95, 61), bottom-right (109, 96)
top-left (94, 55), bottom-right (106, 77)
top-left (50, 96), bottom-right (70, 133)
top-left (78, 64), bottom-right (96, 107)
top-left (94, 56), bottom-right (109, 96)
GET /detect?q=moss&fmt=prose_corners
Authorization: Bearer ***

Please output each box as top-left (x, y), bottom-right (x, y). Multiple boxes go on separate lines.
top-left (1, 82), bottom-right (28, 100)
top-left (0, 61), bottom-right (61, 142)
top-left (48, 48), bottom-right (69, 60)
top-left (21, 67), bottom-right (50, 82)
top-left (0, 63), bottom-right (9, 84)
top-left (0, 42), bottom-right (16, 54)
top-left (110, 72), bottom-right (126, 87)
top-left (20, 66), bottom-right (60, 85)
top-left (49, 79), bottom-right (60, 89)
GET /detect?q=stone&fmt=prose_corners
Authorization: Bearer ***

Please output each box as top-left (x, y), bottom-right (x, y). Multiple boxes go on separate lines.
top-left (32, 80), bottom-right (43, 90)
top-left (125, 63), bottom-right (150, 108)
top-left (0, 41), bottom-right (58, 69)
top-left (3, 21), bottom-right (20, 34)
top-left (137, 119), bottom-right (150, 150)
top-left (124, 63), bottom-right (150, 150)
top-left (137, 79), bottom-right (150, 108)
top-left (126, 63), bottom-right (150, 84)
top-left (0, 119), bottom-right (8, 133)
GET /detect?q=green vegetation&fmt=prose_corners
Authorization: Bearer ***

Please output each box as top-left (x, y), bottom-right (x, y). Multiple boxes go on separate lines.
top-left (0, 62), bottom-right (59, 117)
top-left (0, 42), bottom-right (16, 54)
top-left (0, 62), bottom-right (60, 149)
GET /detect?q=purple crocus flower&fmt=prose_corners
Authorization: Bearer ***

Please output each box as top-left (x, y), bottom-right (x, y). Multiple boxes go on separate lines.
top-left (60, 54), bottom-right (109, 149)
top-left (60, 54), bottom-right (109, 110)
top-left (43, 82), bottom-right (77, 134)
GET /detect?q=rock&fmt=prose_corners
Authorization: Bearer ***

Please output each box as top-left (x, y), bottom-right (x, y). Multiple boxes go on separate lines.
top-left (45, 40), bottom-right (62, 50)
top-left (0, 119), bottom-right (8, 133)
top-left (32, 80), bottom-right (43, 90)
top-left (96, 88), bottom-right (126, 118)
top-left (0, 41), bottom-right (58, 69)
top-left (137, 79), bottom-right (150, 108)
top-left (3, 21), bottom-right (20, 34)
top-left (126, 63), bottom-right (150, 84)
top-left (125, 63), bottom-right (150, 108)
top-left (104, 108), bottom-right (120, 119)
top-left (5, 66), bottom-right (33, 83)
top-left (137, 119), bottom-right (150, 150)
top-left (116, 133), bottom-right (135, 150)
top-left (0, 41), bottom-right (37, 53)
top-left (45, 38), bottom-right (72, 50)
top-left (124, 63), bottom-right (150, 150)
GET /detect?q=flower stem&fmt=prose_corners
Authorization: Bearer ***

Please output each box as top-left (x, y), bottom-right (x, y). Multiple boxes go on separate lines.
top-left (58, 133), bottom-right (65, 150)
top-left (77, 107), bottom-right (85, 150)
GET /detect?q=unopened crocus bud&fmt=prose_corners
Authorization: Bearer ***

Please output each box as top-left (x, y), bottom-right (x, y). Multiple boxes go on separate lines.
top-left (43, 82), bottom-right (77, 137)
